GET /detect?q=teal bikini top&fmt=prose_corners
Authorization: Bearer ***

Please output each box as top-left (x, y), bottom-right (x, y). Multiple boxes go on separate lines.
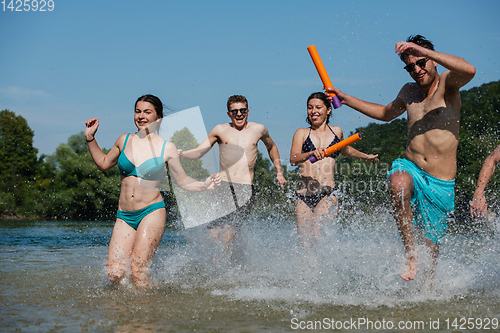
top-left (117, 133), bottom-right (167, 181)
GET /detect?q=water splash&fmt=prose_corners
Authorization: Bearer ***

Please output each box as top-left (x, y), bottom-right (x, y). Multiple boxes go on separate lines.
top-left (153, 209), bottom-right (500, 308)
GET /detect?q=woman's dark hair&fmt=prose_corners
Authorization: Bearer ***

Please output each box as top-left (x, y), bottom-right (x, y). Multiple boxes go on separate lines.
top-left (135, 94), bottom-right (164, 118)
top-left (306, 92), bottom-right (332, 125)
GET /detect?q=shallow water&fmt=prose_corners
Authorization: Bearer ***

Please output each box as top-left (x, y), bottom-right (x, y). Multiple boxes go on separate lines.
top-left (1, 214), bottom-right (499, 332)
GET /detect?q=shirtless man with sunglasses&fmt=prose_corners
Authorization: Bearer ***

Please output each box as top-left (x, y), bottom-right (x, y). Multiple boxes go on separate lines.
top-left (180, 95), bottom-right (286, 255)
top-left (328, 35), bottom-right (475, 282)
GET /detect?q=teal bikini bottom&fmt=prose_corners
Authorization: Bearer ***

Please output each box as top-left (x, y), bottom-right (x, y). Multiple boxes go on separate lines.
top-left (117, 201), bottom-right (166, 230)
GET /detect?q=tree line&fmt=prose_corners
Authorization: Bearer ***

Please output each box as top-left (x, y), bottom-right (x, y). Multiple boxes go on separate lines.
top-left (1, 79), bottom-right (498, 224)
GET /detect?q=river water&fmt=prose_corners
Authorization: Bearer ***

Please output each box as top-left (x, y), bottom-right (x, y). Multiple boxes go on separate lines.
top-left (1, 213), bottom-right (499, 332)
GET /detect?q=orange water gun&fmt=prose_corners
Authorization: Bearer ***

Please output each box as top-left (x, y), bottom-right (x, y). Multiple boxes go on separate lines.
top-left (307, 44), bottom-right (342, 109)
top-left (309, 133), bottom-right (361, 163)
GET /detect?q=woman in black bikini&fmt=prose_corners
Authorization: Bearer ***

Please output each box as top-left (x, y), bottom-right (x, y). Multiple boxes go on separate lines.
top-left (290, 92), bottom-right (379, 248)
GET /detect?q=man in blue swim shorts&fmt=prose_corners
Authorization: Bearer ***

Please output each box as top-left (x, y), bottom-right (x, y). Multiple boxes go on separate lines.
top-left (327, 35), bottom-right (475, 281)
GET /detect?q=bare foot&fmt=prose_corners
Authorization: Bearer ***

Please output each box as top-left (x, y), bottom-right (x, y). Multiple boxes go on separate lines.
top-left (131, 263), bottom-right (152, 290)
top-left (132, 274), bottom-right (152, 290)
top-left (400, 258), bottom-right (417, 281)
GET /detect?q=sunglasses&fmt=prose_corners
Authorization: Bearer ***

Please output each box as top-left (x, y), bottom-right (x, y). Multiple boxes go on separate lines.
top-left (229, 108), bottom-right (248, 116)
top-left (404, 58), bottom-right (429, 73)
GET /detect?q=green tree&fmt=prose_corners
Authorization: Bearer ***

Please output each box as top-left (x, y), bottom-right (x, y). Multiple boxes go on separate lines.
top-left (455, 79), bottom-right (500, 222)
top-left (45, 132), bottom-right (121, 220)
top-left (170, 127), bottom-right (210, 180)
top-left (0, 110), bottom-right (39, 216)
top-left (252, 150), bottom-right (296, 219)
top-left (460, 80), bottom-right (500, 137)
top-left (2, 79), bottom-right (499, 222)
top-left (332, 118), bottom-right (407, 210)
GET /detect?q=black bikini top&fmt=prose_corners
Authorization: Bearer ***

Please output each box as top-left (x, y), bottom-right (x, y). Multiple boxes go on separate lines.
top-left (301, 126), bottom-right (341, 159)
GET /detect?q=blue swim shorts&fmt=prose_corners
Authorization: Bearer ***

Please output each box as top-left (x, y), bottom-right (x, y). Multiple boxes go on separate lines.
top-left (387, 158), bottom-right (455, 244)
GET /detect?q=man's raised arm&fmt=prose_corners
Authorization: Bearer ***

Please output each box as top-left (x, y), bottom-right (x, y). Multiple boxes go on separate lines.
top-left (327, 86), bottom-right (407, 122)
top-left (395, 41), bottom-right (476, 90)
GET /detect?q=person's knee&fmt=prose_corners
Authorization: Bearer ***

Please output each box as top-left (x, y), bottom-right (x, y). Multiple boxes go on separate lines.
top-left (388, 171), bottom-right (413, 200)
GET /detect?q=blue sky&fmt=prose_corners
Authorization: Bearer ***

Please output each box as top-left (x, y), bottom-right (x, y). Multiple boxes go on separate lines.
top-left (1, 0), bottom-right (499, 166)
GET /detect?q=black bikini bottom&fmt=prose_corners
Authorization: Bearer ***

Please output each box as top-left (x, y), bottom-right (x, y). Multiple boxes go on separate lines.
top-left (294, 188), bottom-right (337, 210)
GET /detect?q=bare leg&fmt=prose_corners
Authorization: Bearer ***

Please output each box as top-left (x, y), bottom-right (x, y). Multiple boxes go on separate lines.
top-left (295, 195), bottom-right (338, 275)
top-left (107, 219), bottom-right (137, 284)
top-left (295, 200), bottom-right (320, 274)
top-left (295, 195), bottom-right (338, 248)
top-left (129, 208), bottom-right (166, 289)
top-left (295, 201), bottom-right (317, 249)
top-left (420, 235), bottom-right (439, 288)
top-left (209, 225), bottom-right (238, 256)
top-left (388, 171), bottom-right (417, 281)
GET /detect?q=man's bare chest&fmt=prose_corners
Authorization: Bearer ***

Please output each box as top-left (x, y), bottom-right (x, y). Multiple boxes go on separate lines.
top-left (218, 131), bottom-right (260, 149)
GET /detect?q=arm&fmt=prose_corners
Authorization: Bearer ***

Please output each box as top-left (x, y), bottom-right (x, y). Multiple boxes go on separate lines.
top-left (165, 141), bottom-right (220, 192)
top-left (180, 127), bottom-right (219, 160)
top-left (290, 128), bottom-right (324, 165)
top-left (341, 146), bottom-right (379, 163)
top-left (84, 118), bottom-right (121, 172)
top-left (471, 145), bottom-right (500, 218)
top-left (261, 127), bottom-right (287, 186)
top-left (290, 129), bottom-right (310, 165)
top-left (327, 86), bottom-right (407, 122)
top-left (395, 41), bottom-right (476, 90)
top-left (335, 128), bottom-right (379, 163)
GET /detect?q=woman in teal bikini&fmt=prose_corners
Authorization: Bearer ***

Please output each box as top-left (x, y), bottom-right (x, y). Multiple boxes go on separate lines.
top-left (290, 92), bottom-right (378, 249)
top-left (85, 94), bottom-right (220, 289)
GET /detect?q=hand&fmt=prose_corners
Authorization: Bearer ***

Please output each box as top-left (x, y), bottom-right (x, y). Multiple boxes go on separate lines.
top-left (84, 118), bottom-right (99, 141)
top-left (177, 149), bottom-right (183, 158)
top-left (395, 41), bottom-right (428, 58)
top-left (363, 154), bottom-right (379, 164)
top-left (276, 173), bottom-right (287, 186)
top-left (470, 192), bottom-right (488, 219)
top-left (326, 87), bottom-right (346, 105)
top-left (205, 173), bottom-right (221, 190)
top-left (312, 149), bottom-right (324, 161)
